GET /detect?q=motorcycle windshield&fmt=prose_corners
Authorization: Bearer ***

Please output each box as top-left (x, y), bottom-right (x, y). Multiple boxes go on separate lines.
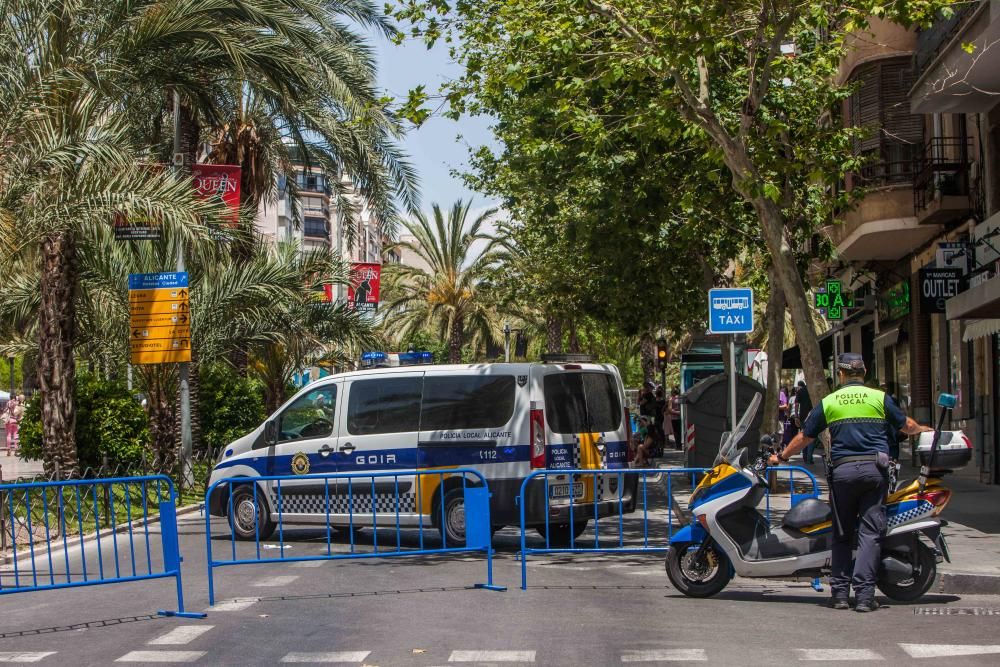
top-left (716, 393), bottom-right (762, 466)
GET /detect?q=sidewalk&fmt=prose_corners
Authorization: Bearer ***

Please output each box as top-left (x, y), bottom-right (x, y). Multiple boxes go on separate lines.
top-left (657, 448), bottom-right (1000, 595)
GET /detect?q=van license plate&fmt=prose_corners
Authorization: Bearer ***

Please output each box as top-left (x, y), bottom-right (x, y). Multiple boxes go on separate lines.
top-left (550, 482), bottom-right (584, 499)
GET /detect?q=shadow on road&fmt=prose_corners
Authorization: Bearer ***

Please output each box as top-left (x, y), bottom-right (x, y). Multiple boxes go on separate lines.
top-left (0, 613), bottom-right (160, 639)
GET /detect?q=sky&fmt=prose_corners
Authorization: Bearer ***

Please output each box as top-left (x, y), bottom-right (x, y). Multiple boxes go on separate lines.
top-left (372, 34), bottom-right (500, 216)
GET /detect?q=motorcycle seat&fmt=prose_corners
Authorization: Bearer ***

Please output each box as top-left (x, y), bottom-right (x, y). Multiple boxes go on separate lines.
top-left (781, 498), bottom-right (832, 531)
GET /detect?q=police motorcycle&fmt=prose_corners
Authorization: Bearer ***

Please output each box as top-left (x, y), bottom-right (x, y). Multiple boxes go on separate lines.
top-left (664, 392), bottom-right (967, 602)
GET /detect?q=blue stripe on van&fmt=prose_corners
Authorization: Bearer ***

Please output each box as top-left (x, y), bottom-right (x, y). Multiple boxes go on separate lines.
top-left (213, 441), bottom-right (629, 477)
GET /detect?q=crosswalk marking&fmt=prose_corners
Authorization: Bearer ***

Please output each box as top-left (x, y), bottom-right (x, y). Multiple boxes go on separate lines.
top-left (621, 649), bottom-right (707, 662)
top-left (210, 599), bottom-right (257, 611)
top-left (253, 575), bottom-right (299, 587)
top-left (115, 651), bottom-right (206, 663)
top-left (797, 649), bottom-right (883, 661)
top-left (291, 560), bottom-right (327, 568)
top-left (0, 653), bottom-right (56, 663)
top-left (899, 644), bottom-right (1000, 658)
top-left (449, 650), bottom-right (536, 662)
top-left (148, 626), bottom-right (214, 645)
top-left (280, 652), bottom-right (371, 663)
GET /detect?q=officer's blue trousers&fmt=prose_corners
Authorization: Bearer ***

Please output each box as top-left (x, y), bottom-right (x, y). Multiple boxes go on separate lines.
top-left (831, 461), bottom-right (889, 602)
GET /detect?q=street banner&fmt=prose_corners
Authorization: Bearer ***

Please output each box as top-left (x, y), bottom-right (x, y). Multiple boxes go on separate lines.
top-left (192, 164), bottom-right (241, 239)
top-left (129, 272), bottom-right (191, 364)
top-left (347, 263), bottom-right (381, 314)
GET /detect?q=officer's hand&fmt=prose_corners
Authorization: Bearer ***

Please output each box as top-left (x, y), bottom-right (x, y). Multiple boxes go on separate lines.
top-left (767, 455), bottom-right (781, 467)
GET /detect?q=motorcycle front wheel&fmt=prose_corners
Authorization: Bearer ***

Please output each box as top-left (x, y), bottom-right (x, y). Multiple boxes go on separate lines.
top-left (878, 540), bottom-right (937, 602)
top-left (665, 541), bottom-right (732, 598)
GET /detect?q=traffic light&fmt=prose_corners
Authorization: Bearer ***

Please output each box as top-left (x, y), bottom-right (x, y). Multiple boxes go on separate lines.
top-left (656, 339), bottom-right (668, 371)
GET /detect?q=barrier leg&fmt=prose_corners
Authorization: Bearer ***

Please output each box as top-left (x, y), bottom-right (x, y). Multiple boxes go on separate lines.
top-left (157, 500), bottom-right (206, 619)
top-left (466, 485), bottom-right (505, 591)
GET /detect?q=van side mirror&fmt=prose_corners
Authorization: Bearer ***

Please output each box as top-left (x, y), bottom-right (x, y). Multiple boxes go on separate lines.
top-left (264, 420), bottom-right (278, 446)
top-left (937, 393), bottom-right (957, 409)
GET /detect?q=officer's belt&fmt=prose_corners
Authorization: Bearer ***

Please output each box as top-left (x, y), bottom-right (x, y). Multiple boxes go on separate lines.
top-left (830, 454), bottom-right (879, 468)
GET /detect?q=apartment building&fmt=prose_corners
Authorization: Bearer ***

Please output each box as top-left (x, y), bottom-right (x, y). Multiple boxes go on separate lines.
top-left (784, 3), bottom-right (1000, 483)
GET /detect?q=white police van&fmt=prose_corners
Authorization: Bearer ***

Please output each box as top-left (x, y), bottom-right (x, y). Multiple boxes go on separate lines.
top-left (208, 360), bottom-right (638, 545)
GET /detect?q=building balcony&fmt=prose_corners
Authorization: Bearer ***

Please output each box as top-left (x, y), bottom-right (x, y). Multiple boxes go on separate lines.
top-left (828, 186), bottom-right (941, 261)
top-left (913, 137), bottom-right (974, 225)
top-left (303, 216), bottom-right (329, 239)
top-left (910, 2), bottom-right (1000, 113)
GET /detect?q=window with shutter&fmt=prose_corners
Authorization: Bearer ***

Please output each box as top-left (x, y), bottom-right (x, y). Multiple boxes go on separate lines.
top-left (847, 57), bottom-right (925, 187)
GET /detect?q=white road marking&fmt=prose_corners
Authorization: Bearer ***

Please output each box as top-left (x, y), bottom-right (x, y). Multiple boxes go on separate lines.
top-left (209, 599), bottom-right (257, 611)
top-left (115, 651), bottom-right (206, 663)
top-left (449, 650), bottom-right (536, 662)
top-left (291, 560), bottom-right (327, 568)
top-left (0, 653), bottom-right (57, 663)
top-left (621, 649), bottom-right (708, 662)
top-left (253, 575), bottom-right (298, 587)
top-left (900, 644), bottom-right (1000, 658)
top-left (280, 652), bottom-right (371, 663)
top-left (147, 625), bottom-right (215, 645)
top-left (797, 649), bottom-right (883, 661)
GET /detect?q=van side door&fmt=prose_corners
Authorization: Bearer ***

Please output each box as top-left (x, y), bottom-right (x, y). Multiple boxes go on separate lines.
top-left (338, 373), bottom-right (424, 523)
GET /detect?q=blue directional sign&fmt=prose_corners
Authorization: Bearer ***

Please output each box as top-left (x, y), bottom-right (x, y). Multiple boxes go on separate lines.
top-left (128, 272), bottom-right (189, 290)
top-left (708, 288), bottom-right (754, 335)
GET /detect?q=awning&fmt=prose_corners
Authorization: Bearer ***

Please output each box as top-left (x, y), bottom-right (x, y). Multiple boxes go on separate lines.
top-left (946, 273), bottom-right (1000, 320)
top-left (873, 326), bottom-right (901, 352)
top-left (963, 319), bottom-right (1000, 342)
top-left (781, 329), bottom-right (836, 370)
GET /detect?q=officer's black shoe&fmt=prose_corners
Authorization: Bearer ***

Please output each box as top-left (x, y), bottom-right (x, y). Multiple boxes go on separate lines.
top-left (830, 598), bottom-right (850, 610)
top-left (855, 599), bottom-right (880, 613)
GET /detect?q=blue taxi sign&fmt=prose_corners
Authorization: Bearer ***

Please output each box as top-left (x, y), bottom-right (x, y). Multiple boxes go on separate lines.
top-left (708, 288), bottom-right (754, 335)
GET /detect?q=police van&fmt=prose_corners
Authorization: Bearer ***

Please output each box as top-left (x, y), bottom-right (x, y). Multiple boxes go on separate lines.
top-left (207, 360), bottom-right (637, 545)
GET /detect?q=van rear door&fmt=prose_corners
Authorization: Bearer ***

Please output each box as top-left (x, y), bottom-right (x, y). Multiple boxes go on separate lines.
top-left (542, 369), bottom-right (625, 470)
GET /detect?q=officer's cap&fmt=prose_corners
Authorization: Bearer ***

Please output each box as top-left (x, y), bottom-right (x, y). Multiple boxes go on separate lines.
top-left (837, 353), bottom-right (866, 373)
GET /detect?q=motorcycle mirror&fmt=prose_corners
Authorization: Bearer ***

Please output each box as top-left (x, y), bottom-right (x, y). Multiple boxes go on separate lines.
top-left (937, 393), bottom-right (957, 409)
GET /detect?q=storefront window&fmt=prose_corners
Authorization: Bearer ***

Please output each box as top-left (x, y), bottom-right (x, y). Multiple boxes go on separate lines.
top-left (895, 345), bottom-right (911, 414)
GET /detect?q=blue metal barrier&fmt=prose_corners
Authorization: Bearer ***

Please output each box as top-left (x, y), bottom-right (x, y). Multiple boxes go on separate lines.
top-left (0, 475), bottom-right (204, 619)
top-left (518, 465), bottom-right (821, 589)
top-left (204, 468), bottom-right (506, 605)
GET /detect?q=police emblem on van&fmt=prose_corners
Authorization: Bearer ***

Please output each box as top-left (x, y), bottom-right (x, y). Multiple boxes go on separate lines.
top-left (291, 452), bottom-right (310, 475)
top-left (517, 375), bottom-right (527, 387)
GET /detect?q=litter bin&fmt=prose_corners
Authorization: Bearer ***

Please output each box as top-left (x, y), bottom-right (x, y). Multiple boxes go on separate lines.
top-left (682, 373), bottom-right (765, 469)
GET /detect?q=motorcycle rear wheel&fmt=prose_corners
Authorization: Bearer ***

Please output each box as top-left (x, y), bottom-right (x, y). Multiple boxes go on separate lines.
top-left (665, 542), bottom-right (732, 598)
top-left (877, 540), bottom-right (936, 603)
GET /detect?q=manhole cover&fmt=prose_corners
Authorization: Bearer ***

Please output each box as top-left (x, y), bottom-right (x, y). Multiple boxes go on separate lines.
top-left (914, 607), bottom-right (1000, 615)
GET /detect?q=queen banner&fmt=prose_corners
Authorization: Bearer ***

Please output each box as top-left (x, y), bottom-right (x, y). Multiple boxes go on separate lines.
top-left (347, 263), bottom-right (381, 314)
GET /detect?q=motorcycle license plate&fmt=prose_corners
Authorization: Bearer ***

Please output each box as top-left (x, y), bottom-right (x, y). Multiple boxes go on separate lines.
top-left (550, 482), bottom-right (584, 499)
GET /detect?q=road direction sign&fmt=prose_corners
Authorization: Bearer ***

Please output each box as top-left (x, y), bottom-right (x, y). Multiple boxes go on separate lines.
top-left (129, 272), bottom-right (191, 364)
top-left (708, 288), bottom-right (754, 335)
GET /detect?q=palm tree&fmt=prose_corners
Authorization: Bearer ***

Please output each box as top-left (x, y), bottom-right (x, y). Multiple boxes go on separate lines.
top-left (383, 201), bottom-right (501, 363)
top-left (0, 0), bottom-right (417, 477)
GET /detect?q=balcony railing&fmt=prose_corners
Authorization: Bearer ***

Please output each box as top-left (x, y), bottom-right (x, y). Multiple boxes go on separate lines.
top-left (854, 142), bottom-right (920, 187)
top-left (913, 136), bottom-right (972, 212)
top-left (303, 216), bottom-right (329, 239)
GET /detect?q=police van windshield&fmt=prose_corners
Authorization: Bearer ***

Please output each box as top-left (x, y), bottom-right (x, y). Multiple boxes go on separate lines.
top-left (544, 372), bottom-right (622, 434)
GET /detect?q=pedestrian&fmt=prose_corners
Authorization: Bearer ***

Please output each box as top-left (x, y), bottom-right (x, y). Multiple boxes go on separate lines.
top-left (669, 387), bottom-right (682, 450)
top-left (638, 381), bottom-right (656, 422)
top-left (795, 380), bottom-right (816, 464)
top-left (652, 387), bottom-right (667, 457)
top-left (631, 416), bottom-right (654, 467)
top-left (782, 385), bottom-right (800, 446)
top-left (769, 353), bottom-right (932, 612)
top-left (3, 395), bottom-right (22, 456)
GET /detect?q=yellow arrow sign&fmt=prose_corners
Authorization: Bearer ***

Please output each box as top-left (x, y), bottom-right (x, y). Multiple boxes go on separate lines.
top-left (129, 287), bottom-right (190, 303)
top-left (129, 312), bottom-right (190, 328)
top-left (129, 300), bottom-right (190, 317)
top-left (131, 349), bottom-right (192, 365)
top-left (130, 338), bottom-right (190, 353)
top-left (131, 326), bottom-right (191, 340)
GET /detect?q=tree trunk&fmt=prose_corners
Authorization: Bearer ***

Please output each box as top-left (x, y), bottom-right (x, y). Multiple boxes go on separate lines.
top-left (146, 368), bottom-right (177, 475)
top-left (546, 315), bottom-right (563, 354)
top-left (640, 333), bottom-right (655, 385)
top-left (567, 318), bottom-right (581, 353)
top-left (38, 231), bottom-right (79, 479)
top-left (448, 315), bottom-right (464, 363)
top-left (762, 266), bottom-right (787, 436)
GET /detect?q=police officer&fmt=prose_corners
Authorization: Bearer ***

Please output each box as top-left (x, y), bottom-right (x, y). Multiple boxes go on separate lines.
top-left (768, 353), bottom-right (932, 612)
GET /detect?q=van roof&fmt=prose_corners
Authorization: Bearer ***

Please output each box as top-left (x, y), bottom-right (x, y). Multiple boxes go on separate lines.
top-left (306, 361), bottom-right (619, 383)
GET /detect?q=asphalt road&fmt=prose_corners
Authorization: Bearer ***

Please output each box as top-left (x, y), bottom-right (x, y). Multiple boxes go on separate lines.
top-left (3, 511), bottom-right (1000, 666)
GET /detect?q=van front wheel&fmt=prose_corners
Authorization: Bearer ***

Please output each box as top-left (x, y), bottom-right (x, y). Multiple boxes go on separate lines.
top-left (229, 485), bottom-right (275, 541)
top-left (536, 520), bottom-right (589, 547)
top-left (438, 489), bottom-right (467, 547)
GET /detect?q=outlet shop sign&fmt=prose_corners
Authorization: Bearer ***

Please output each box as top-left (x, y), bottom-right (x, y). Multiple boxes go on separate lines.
top-left (918, 268), bottom-right (963, 314)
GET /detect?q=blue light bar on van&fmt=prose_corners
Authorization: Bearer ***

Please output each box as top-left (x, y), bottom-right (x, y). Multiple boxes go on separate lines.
top-left (398, 351), bottom-right (434, 365)
top-left (361, 351), bottom-right (387, 362)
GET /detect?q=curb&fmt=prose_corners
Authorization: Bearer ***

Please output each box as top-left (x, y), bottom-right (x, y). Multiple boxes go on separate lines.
top-left (0, 501), bottom-right (204, 567)
top-left (935, 571), bottom-right (1000, 596)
